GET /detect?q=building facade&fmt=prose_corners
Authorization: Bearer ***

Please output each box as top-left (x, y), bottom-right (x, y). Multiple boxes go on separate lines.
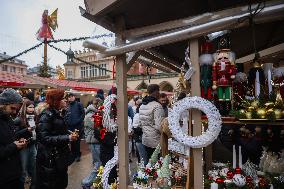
top-left (63, 49), bottom-right (178, 91)
top-left (0, 52), bottom-right (28, 75)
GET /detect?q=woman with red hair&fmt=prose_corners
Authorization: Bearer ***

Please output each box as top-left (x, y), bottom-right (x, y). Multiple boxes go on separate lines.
top-left (36, 89), bottom-right (78, 189)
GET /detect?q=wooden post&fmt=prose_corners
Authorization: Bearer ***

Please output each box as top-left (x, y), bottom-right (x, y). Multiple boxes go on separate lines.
top-left (115, 17), bottom-right (129, 189)
top-left (190, 39), bottom-right (203, 189)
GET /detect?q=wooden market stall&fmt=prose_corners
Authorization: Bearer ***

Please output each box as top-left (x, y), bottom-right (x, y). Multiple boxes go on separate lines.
top-left (81, 0), bottom-right (284, 188)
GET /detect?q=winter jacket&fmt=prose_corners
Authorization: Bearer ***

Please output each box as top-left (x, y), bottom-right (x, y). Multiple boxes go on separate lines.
top-left (0, 110), bottom-right (22, 184)
top-left (133, 113), bottom-right (143, 143)
top-left (65, 101), bottom-right (85, 130)
top-left (139, 96), bottom-right (165, 148)
top-left (84, 105), bottom-right (99, 144)
top-left (36, 108), bottom-right (71, 189)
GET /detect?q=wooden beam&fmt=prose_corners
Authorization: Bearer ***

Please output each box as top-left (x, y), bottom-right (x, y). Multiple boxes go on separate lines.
top-left (140, 51), bottom-right (180, 72)
top-left (190, 39), bottom-right (203, 189)
top-left (79, 6), bottom-right (116, 32)
top-left (236, 43), bottom-right (284, 64)
top-left (121, 0), bottom-right (282, 39)
top-left (84, 0), bottom-right (118, 16)
top-left (115, 16), bottom-right (129, 189)
top-left (126, 51), bottom-right (142, 71)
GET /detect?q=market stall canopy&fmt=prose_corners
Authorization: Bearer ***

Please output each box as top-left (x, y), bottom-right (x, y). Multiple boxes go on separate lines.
top-left (0, 71), bottom-right (45, 88)
top-left (82, 0), bottom-right (284, 70)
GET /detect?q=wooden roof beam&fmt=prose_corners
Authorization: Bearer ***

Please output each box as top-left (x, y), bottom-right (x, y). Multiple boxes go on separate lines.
top-left (90, 3), bottom-right (284, 58)
top-left (121, 0), bottom-right (283, 39)
top-left (236, 43), bottom-right (284, 64)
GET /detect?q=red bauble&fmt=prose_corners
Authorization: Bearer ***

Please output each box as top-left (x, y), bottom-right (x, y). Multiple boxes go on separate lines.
top-left (208, 176), bottom-right (213, 180)
top-left (216, 178), bottom-right (224, 184)
top-left (98, 105), bottom-right (104, 111)
top-left (226, 171), bottom-right (234, 179)
top-left (246, 176), bottom-right (253, 183)
top-left (235, 167), bottom-right (241, 174)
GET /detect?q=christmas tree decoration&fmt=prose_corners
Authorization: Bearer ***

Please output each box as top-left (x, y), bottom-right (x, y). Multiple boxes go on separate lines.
top-left (157, 155), bottom-right (172, 189)
top-left (243, 160), bottom-right (258, 182)
top-left (199, 38), bottom-right (214, 99)
top-left (149, 144), bottom-right (161, 165)
top-left (168, 96), bottom-right (222, 148)
top-left (232, 174), bottom-right (246, 187)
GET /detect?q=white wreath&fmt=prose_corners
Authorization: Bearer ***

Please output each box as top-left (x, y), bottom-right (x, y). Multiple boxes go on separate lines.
top-left (168, 96), bottom-right (222, 148)
top-left (103, 94), bottom-right (118, 132)
top-left (102, 146), bottom-right (118, 189)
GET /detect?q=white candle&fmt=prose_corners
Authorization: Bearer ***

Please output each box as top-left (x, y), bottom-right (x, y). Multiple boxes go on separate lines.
top-left (210, 182), bottom-right (218, 189)
top-left (268, 69), bottom-right (272, 94)
top-left (239, 146), bottom-right (242, 169)
top-left (255, 70), bottom-right (260, 97)
top-left (233, 145), bottom-right (236, 169)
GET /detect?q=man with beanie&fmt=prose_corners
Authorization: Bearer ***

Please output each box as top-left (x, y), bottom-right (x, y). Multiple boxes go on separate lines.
top-left (139, 84), bottom-right (165, 164)
top-left (0, 89), bottom-right (27, 189)
top-left (65, 93), bottom-right (85, 162)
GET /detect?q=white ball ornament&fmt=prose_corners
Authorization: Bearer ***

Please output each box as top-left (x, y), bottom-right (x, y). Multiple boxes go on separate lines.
top-left (232, 174), bottom-right (246, 187)
top-left (219, 167), bottom-right (229, 177)
top-left (168, 96), bottom-right (222, 148)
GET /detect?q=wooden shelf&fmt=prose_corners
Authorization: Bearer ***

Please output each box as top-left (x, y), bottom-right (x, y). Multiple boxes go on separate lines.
top-left (201, 116), bottom-right (284, 126)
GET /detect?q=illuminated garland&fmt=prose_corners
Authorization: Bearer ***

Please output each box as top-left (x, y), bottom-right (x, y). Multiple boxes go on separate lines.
top-left (0, 33), bottom-right (113, 64)
top-left (0, 42), bottom-right (44, 64)
top-left (48, 43), bottom-right (113, 73)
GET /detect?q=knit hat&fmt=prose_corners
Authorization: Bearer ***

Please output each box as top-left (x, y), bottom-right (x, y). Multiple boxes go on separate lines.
top-left (0, 89), bottom-right (23, 105)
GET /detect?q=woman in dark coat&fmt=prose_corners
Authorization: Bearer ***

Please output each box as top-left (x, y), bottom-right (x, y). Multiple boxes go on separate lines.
top-left (36, 89), bottom-right (78, 189)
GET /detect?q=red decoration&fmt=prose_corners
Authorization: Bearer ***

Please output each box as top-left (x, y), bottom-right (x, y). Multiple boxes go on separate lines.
top-left (37, 10), bottom-right (53, 41)
top-left (226, 171), bottom-right (234, 179)
top-left (93, 112), bottom-right (103, 127)
top-left (100, 128), bottom-right (106, 140)
top-left (235, 167), bottom-right (241, 174)
top-left (216, 178), bottom-right (224, 184)
top-left (246, 176), bottom-right (253, 183)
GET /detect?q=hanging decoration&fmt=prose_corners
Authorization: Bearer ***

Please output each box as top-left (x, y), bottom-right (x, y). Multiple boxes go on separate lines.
top-left (102, 146), bottom-right (118, 189)
top-left (168, 96), bottom-right (222, 148)
top-left (199, 37), bottom-right (214, 99)
top-left (182, 46), bottom-right (195, 80)
top-left (212, 34), bottom-right (237, 116)
top-left (103, 94), bottom-right (118, 132)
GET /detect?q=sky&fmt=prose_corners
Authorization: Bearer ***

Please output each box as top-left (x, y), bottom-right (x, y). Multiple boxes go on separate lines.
top-left (0, 0), bottom-right (114, 68)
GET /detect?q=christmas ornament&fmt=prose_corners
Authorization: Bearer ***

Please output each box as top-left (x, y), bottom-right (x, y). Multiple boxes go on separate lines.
top-left (274, 109), bottom-right (282, 119)
top-left (199, 38), bottom-right (214, 99)
top-left (257, 108), bottom-right (266, 119)
top-left (103, 94), bottom-right (117, 132)
top-left (232, 174), bottom-right (246, 187)
top-left (102, 146), bottom-right (118, 189)
top-left (168, 96), bottom-right (222, 148)
top-left (212, 35), bottom-right (237, 115)
top-left (243, 160), bottom-right (258, 181)
top-left (226, 171), bottom-right (234, 179)
top-left (219, 167), bottom-right (229, 177)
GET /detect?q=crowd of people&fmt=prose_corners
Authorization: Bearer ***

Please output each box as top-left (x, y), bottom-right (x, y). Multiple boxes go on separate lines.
top-left (0, 84), bottom-right (176, 189)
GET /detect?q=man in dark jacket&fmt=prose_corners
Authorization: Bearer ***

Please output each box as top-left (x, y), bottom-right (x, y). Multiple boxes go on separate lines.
top-left (0, 89), bottom-right (26, 189)
top-left (65, 93), bottom-right (85, 162)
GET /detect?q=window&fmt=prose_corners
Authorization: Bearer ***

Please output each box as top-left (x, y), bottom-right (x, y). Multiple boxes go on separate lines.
top-left (67, 70), bottom-right (73, 79)
top-left (2, 65), bottom-right (8, 71)
top-left (86, 66), bottom-right (89, 78)
top-left (20, 68), bottom-right (24, 74)
top-left (81, 66), bottom-right (86, 78)
top-left (95, 67), bottom-right (98, 77)
top-left (100, 64), bottom-right (107, 76)
top-left (90, 65), bottom-right (95, 77)
top-left (10, 66), bottom-right (16, 72)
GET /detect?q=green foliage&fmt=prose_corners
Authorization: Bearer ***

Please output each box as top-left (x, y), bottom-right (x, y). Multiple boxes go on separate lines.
top-left (38, 64), bottom-right (51, 78)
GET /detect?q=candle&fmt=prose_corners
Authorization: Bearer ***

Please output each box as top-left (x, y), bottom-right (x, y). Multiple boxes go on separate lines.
top-left (268, 69), bottom-right (272, 95)
top-left (255, 70), bottom-right (260, 97)
top-left (210, 182), bottom-right (218, 189)
top-left (233, 145), bottom-right (236, 169)
top-left (239, 146), bottom-right (242, 169)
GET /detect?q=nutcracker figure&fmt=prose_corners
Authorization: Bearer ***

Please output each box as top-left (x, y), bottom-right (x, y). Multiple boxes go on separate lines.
top-left (199, 38), bottom-right (214, 99)
top-left (212, 35), bottom-right (237, 101)
top-left (212, 35), bottom-right (237, 115)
